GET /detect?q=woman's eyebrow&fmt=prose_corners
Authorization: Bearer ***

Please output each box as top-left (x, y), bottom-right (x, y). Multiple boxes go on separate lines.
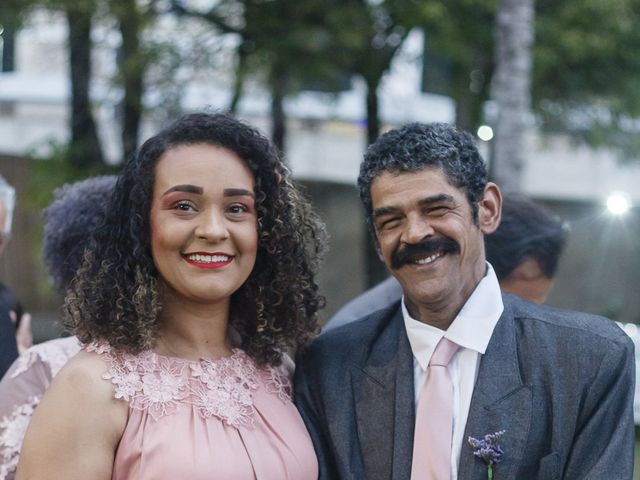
top-left (162, 184), bottom-right (203, 196)
top-left (224, 188), bottom-right (255, 198)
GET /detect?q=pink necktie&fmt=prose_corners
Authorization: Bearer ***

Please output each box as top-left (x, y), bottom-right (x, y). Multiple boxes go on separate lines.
top-left (411, 337), bottom-right (460, 480)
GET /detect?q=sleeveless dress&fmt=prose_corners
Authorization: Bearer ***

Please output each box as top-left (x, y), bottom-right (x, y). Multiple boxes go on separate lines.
top-left (86, 344), bottom-right (318, 480)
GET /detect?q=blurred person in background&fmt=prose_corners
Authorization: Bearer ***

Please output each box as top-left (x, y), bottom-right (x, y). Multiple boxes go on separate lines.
top-left (0, 176), bottom-right (30, 378)
top-left (0, 175), bottom-right (116, 480)
top-left (325, 193), bottom-right (569, 332)
top-left (17, 113), bottom-right (325, 480)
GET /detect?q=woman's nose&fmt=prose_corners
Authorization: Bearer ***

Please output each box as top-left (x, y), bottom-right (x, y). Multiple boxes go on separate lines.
top-left (195, 210), bottom-right (229, 242)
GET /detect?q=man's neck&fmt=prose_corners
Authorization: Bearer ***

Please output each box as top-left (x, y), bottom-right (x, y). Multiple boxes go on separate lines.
top-left (404, 296), bottom-right (465, 330)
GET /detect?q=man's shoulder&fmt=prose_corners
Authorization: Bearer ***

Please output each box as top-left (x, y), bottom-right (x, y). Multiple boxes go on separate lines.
top-left (504, 293), bottom-right (632, 348)
top-left (324, 277), bottom-right (402, 332)
top-left (301, 303), bottom-right (401, 366)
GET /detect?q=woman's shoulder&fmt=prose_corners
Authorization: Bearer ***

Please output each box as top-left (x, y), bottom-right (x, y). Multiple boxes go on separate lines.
top-left (53, 347), bottom-right (119, 398)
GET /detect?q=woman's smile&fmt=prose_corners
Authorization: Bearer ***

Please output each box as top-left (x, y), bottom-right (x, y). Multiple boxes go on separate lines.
top-left (182, 252), bottom-right (235, 269)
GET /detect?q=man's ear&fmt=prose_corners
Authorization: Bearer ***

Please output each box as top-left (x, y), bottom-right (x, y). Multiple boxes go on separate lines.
top-left (478, 182), bottom-right (502, 234)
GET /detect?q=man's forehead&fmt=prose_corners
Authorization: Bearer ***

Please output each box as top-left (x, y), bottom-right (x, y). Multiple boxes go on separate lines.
top-left (370, 167), bottom-right (463, 199)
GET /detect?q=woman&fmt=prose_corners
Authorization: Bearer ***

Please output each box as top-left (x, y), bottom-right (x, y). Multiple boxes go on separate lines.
top-left (17, 113), bottom-right (325, 479)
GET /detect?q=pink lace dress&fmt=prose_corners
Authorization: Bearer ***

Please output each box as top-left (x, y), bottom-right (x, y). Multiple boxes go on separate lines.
top-left (86, 344), bottom-right (318, 480)
top-left (0, 336), bottom-right (82, 480)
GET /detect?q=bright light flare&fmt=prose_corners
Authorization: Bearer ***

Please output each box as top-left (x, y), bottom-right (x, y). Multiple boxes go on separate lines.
top-left (477, 125), bottom-right (494, 142)
top-left (606, 192), bottom-right (631, 216)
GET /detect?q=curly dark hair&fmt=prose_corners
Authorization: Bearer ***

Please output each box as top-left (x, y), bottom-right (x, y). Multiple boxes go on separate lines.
top-left (486, 193), bottom-right (569, 281)
top-left (42, 175), bottom-right (118, 292)
top-left (358, 122), bottom-right (488, 231)
top-left (64, 112), bottom-right (326, 366)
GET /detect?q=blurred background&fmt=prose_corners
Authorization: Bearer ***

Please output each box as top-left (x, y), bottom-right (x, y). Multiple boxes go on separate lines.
top-left (1, 0), bottom-right (640, 471)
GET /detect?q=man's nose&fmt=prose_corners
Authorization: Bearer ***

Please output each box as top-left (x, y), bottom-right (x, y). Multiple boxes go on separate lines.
top-left (400, 215), bottom-right (434, 245)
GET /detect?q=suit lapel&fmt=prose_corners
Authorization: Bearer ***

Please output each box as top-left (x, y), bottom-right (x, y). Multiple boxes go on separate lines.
top-left (353, 308), bottom-right (415, 480)
top-left (392, 321), bottom-right (415, 480)
top-left (459, 297), bottom-right (532, 480)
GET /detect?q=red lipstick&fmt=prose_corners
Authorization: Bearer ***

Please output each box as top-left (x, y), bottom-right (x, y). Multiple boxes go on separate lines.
top-left (182, 252), bottom-right (234, 269)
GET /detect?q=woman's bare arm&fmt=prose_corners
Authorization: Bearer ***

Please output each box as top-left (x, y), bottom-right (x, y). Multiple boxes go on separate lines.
top-left (16, 350), bottom-right (128, 480)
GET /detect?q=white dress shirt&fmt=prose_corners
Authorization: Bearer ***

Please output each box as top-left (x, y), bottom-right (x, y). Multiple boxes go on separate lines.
top-left (402, 263), bottom-right (504, 480)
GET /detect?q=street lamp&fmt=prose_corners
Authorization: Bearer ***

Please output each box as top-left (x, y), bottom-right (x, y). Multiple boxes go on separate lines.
top-left (477, 125), bottom-right (494, 142)
top-left (606, 192), bottom-right (631, 216)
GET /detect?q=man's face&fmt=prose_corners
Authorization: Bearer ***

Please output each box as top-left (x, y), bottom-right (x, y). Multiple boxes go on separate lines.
top-left (500, 257), bottom-right (553, 304)
top-left (370, 167), bottom-right (501, 322)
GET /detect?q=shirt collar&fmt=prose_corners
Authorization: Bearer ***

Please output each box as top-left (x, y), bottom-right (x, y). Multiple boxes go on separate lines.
top-left (402, 263), bottom-right (504, 371)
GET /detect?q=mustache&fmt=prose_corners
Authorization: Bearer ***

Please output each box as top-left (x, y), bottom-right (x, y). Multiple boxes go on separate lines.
top-left (391, 237), bottom-right (460, 270)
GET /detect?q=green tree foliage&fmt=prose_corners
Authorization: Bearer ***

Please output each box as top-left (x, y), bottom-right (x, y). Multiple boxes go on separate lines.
top-left (421, 0), bottom-right (496, 132)
top-left (171, 0), bottom-right (351, 151)
top-left (1, 0), bottom-right (106, 170)
top-left (422, 0), bottom-right (640, 160)
top-left (308, 0), bottom-right (435, 144)
top-left (109, 0), bottom-right (157, 163)
top-left (534, 0), bottom-right (640, 159)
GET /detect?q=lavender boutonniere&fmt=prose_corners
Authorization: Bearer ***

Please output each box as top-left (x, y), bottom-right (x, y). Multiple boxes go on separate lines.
top-left (467, 430), bottom-right (505, 480)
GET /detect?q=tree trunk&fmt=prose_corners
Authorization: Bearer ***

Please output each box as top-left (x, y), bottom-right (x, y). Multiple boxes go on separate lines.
top-left (363, 75), bottom-right (389, 287)
top-left (228, 43), bottom-right (248, 114)
top-left (452, 50), bottom-right (492, 133)
top-left (365, 76), bottom-right (380, 146)
top-left (490, 0), bottom-right (534, 192)
top-left (66, 6), bottom-right (104, 169)
top-left (116, 0), bottom-right (144, 163)
top-left (270, 66), bottom-right (287, 153)
top-left (1, 25), bottom-right (16, 72)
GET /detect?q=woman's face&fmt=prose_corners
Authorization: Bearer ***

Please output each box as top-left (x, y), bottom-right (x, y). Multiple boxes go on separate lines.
top-left (149, 143), bottom-right (258, 307)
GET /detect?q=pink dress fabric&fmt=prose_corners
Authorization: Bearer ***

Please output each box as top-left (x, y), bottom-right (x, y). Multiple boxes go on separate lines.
top-left (0, 336), bottom-right (82, 480)
top-left (86, 344), bottom-right (318, 480)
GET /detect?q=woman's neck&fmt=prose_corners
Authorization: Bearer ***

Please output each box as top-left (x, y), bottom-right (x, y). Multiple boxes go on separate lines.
top-left (154, 294), bottom-right (234, 361)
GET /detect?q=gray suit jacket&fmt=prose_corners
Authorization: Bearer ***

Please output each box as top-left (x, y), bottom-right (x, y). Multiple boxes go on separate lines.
top-left (294, 294), bottom-right (635, 479)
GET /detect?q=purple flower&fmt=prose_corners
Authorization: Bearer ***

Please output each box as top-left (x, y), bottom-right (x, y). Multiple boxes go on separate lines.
top-left (468, 430), bottom-right (505, 479)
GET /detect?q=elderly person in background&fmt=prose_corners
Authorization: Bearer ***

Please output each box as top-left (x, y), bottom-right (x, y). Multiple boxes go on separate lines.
top-left (0, 175), bottom-right (117, 480)
top-left (0, 176), bottom-right (20, 377)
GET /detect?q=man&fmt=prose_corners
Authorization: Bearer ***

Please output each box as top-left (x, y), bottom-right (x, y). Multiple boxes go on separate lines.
top-left (325, 193), bottom-right (569, 331)
top-left (0, 175), bottom-right (19, 377)
top-left (294, 123), bottom-right (634, 479)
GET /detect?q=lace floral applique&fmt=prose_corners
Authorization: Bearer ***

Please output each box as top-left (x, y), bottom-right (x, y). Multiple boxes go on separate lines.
top-left (10, 337), bottom-right (81, 379)
top-left (86, 344), bottom-right (292, 429)
top-left (0, 396), bottom-right (40, 480)
top-left (263, 364), bottom-right (292, 403)
top-left (89, 345), bottom-right (188, 421)
top-left (190, 352), bottom-right (259, 428)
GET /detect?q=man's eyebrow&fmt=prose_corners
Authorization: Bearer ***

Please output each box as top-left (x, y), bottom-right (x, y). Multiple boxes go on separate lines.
top-left (372, 194), bottom-right (455, 219)
top-left (372, 206), bottom-right (400, 219)
top-left (224, 188), bottom-right (255, 198)
top-left (162, 184), bottom-right (203, 196)
top-left (418, 193), bottom-right (455, 206)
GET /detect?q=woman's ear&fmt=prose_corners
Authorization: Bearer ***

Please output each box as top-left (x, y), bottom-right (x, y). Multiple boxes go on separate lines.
top-left (478, 182), bottom-right (502, 234)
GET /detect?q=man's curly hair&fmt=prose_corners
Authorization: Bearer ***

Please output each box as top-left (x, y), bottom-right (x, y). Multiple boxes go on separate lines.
top-left (64, 113), bottom-right (326, 366)
top-left (358, 122), bottom-right (488, 232)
